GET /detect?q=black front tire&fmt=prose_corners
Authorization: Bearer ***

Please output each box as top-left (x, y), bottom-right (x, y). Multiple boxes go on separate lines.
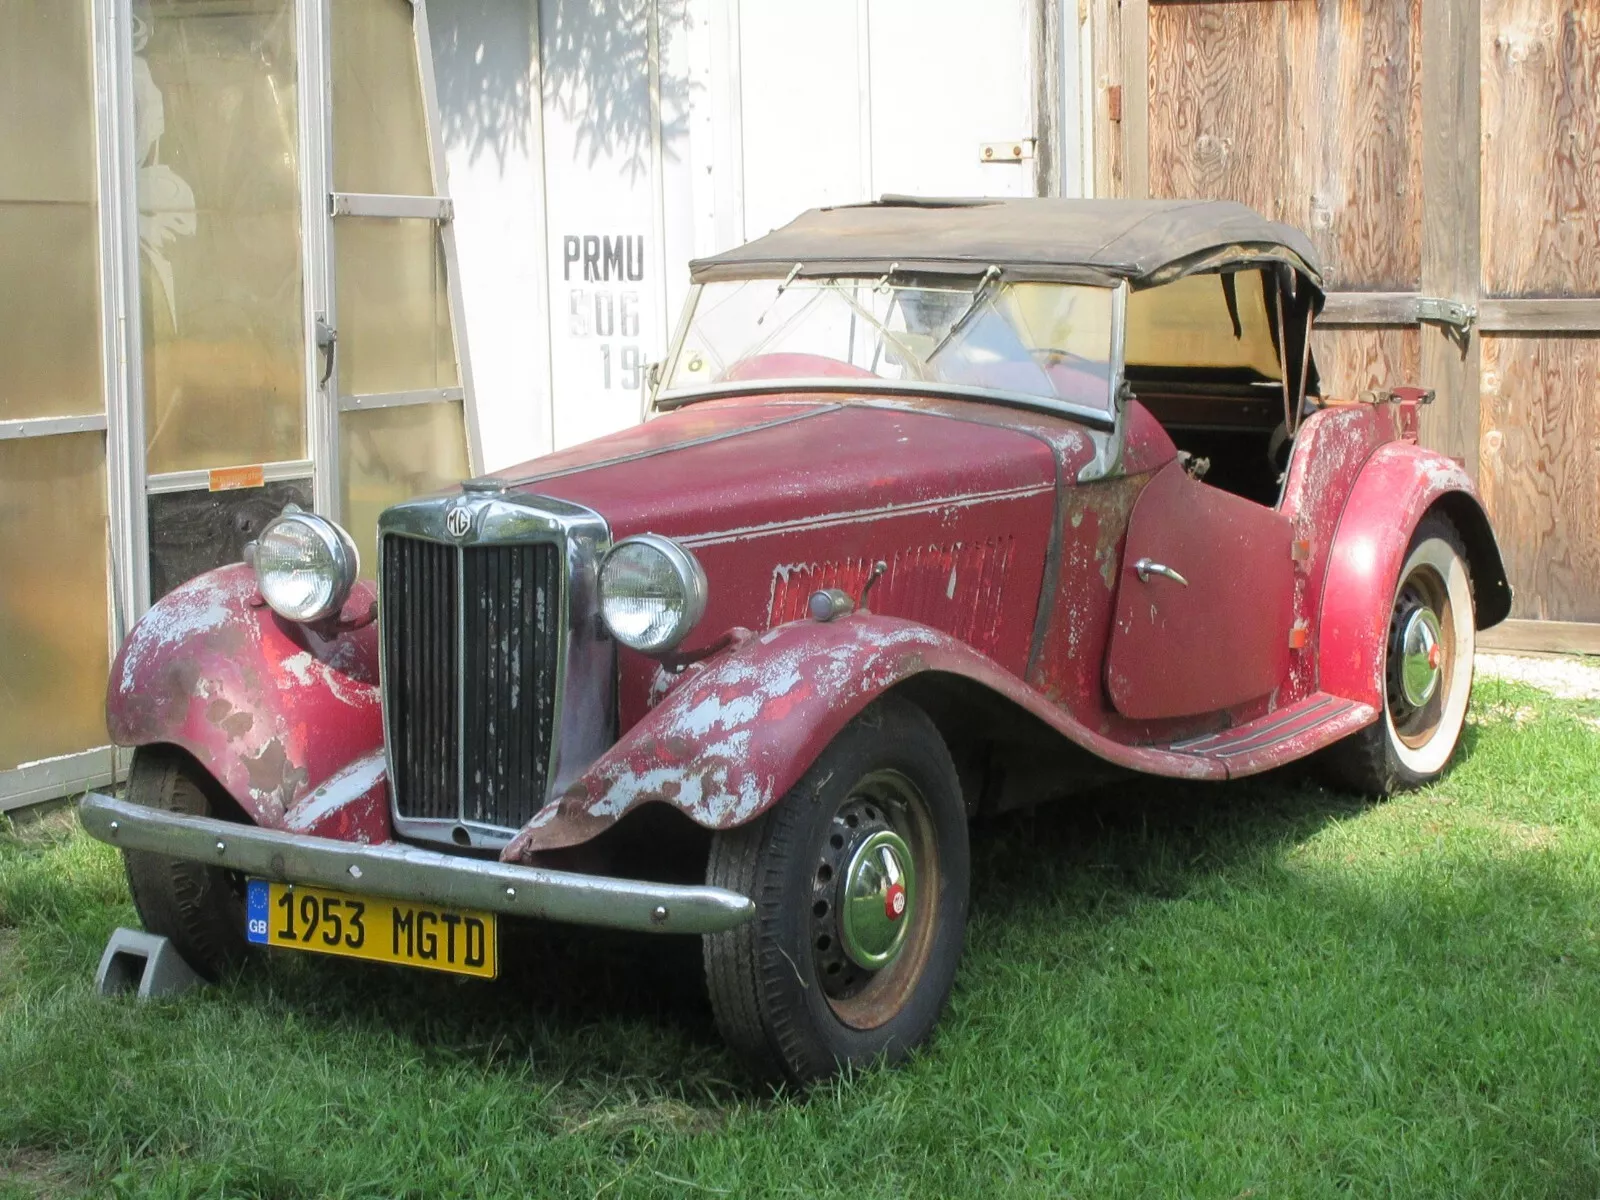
top-left (703, 696), bottom-right (970, 1085)
top-left (122, 746), bottom-right (250, 982)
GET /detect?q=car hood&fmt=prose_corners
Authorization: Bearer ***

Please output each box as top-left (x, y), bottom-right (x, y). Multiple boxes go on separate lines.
top-left (477, 396), bottom-right (1076, 541)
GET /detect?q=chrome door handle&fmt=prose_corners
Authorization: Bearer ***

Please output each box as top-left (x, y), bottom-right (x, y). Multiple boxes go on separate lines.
top-left (1134, 558), bottom-right (1188, 586)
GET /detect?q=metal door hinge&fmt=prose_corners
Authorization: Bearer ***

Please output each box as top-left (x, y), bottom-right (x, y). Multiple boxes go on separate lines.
top-left (1416, 296), bottom-right (1477, 336)
top-left (980, 138), bottom-right (1036, 164)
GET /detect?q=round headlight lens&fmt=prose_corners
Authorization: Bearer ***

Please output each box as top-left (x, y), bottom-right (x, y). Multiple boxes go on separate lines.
top-left (599, 535), bottom-right (708, 654)
top-left (253, 509), bottom-right (359, 623)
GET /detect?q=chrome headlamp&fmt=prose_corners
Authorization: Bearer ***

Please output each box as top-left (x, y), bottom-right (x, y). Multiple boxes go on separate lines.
top-left (250, 506), bottom-right (359, 624)
top-left (598, 534), bottom-right (708, 654)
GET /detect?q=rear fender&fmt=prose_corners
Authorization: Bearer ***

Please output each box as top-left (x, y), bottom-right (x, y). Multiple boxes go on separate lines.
top-left (1317, 443), bottom-right (1510, 708)
top-left (501, 613), bottom-right (1225, 860)
top-left (107, 564), bottom-right (392, 842)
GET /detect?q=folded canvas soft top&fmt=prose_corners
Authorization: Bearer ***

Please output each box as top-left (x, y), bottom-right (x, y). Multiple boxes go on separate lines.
top-left (689, 196), bottom-right (1324, 296)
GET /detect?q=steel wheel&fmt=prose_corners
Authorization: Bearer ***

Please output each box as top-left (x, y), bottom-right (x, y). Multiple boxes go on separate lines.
top-left (809, 770), bottom-right (939, 1030)
top-left (704, 697), bottom-right (970, 1084)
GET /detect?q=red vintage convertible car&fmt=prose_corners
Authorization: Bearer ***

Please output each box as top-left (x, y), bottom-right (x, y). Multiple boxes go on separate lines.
top-left (85, 198), bottom-right (1509, 1083)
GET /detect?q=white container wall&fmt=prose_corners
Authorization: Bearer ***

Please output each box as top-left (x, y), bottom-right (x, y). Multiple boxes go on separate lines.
top-left (434, 0), bottom-right (1087, 470)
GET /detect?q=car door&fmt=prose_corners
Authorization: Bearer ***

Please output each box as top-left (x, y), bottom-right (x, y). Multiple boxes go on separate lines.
top-left (1104, 459), bottom-right (1294, 720)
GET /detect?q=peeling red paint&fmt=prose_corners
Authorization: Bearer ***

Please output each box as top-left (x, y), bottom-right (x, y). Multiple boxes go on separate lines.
top-left (107, 564), bottom-right (391, 839)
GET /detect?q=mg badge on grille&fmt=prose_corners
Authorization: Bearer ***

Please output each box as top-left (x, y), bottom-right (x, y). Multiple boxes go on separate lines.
top-left (445, 505), bottom-right (474, 539)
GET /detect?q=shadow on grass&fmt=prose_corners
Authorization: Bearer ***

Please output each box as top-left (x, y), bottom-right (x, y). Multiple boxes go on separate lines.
top-left (222, 757), bottom-right (1400, 1101)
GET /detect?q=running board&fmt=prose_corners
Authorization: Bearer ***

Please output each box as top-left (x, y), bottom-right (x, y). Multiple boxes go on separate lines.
top-left (1156, 692), bottom-right (1378, 778)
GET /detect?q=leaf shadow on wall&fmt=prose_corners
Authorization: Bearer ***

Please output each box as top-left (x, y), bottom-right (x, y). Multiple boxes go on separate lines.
top-left (430, 0), bottom-right (692, 180)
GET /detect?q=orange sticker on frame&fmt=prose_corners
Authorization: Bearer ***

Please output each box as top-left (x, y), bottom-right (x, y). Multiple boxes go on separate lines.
top-left (209, 464), bottom-right (266, 492)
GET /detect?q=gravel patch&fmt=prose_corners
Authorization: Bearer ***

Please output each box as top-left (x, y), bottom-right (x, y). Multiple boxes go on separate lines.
top-left (1475, 653), bottom-right (1600, 702)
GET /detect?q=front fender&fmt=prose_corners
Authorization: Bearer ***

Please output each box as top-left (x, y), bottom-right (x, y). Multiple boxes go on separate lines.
top-left (502, 613), bottom-right (1226, 861)
top-left (107, 564), bottom-right (391, 842)
top-left (1318, 443), bottom-right (1510, 708)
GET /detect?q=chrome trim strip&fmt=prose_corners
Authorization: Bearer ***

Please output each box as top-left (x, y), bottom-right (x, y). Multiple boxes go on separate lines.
top-left (145, 460), bottom-right (316, 495)
top-left (1077, 279), bottom-right (1129, 484)
top-left (677, 482), bottom-right (1055, 549)
top-left (80, 793), bottom-right (753, 934)
top-left (377, 492), bottom-right (614, 849)
top-left (655, 379), bottom-right (1117, 430)
top-left (0, 413), bottom-right (109, 441)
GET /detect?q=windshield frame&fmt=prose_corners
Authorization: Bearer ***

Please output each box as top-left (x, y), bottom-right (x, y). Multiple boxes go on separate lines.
top-left (649, 276), bottom-right (1126, 430)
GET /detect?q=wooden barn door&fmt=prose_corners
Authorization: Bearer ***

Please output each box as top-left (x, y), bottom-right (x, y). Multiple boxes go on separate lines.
top-left (1101, 0), bottom-right (1600, 652)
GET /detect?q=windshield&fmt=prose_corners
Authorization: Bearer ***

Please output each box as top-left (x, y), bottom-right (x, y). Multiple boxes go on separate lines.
top-left (659, 277), bottom-right (1117, 414)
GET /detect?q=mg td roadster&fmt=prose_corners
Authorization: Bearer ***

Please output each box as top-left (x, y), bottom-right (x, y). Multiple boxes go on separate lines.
top-left (86, 198), bottom-right (1509, 1084)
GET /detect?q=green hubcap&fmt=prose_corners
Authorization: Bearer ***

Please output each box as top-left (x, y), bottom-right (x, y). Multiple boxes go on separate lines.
top-left (839, 829), bottom-right (915, 969)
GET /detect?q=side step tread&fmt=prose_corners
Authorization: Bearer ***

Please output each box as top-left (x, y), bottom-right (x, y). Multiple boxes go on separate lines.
top-left (1156, 692), bottom-right (1378, 778)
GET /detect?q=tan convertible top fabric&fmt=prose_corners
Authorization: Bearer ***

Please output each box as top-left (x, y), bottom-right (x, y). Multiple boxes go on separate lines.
top-left (690, 197), bottom-right (1324, 291)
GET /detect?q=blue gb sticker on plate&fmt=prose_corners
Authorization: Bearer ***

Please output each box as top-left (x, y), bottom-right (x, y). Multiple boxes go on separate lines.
top-left (245, 879), bottom-right (270, 944)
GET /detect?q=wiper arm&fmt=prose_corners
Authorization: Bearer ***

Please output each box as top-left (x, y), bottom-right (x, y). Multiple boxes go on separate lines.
top-left (924, 265), bottom-right (1002, 363)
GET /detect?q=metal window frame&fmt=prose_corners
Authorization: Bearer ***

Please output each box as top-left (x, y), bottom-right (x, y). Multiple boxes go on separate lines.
top-left (145, 459), bottom-right (316, 495)
top-left (1, 748), bottom-right (132, 816)
top-left (317, 0), bottom-right (483, 514)
top-left (0, 413), bottom-right (108, 441)
top-left (0, 0), bottom-right (135, 810)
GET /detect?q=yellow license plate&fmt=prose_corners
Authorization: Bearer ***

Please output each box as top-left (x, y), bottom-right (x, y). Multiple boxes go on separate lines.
top-left (245, 879), bottom-right (497, 979)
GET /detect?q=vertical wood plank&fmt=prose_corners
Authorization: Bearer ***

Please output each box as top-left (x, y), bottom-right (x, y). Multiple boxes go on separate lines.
top-left (1147, 3), bottom-right (1286, 213)
top-left (1419, 0), bottom-right (1481, 470)
top-left (1286, 0), bottom-right (1422, 290)
top-left (1092, 0), bottom-right (1123, 196)
top-left (1122, 0), bottom-right (1149, 198)
top-left (1479, 334), bottom-right (1600, 621)
top-left (1481, 1), bottom-right (1600, 297)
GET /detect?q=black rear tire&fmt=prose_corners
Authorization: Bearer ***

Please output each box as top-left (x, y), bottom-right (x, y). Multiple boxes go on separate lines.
top-left (122, 746), bottom-right (250, 982)
top-left (703, 696), bottom-right (970, 1085)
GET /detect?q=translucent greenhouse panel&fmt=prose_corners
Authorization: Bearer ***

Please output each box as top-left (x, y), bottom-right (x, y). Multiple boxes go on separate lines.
top-left (0, 0), bottom-right (102, 420)
top-left (340, 404), bottom-right (469, 572)
top-left (335, 218), bottom-right (459, 397)
top-left (133, 0), bottom-right (306, 474)
top-left (332, 0), bottom-right (434, 196)
top-left (0, 434), bottom-right (111, 772)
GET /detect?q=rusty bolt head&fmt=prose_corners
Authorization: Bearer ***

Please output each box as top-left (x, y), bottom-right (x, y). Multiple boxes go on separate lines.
top-left (651, 905), bottom-right (669, 925)
top-left (108, 821), bottom-right (119, 834)
top-left (505, 887), bottom-right (516, 899)
top-left (215, 840), bottom-right (226, 854)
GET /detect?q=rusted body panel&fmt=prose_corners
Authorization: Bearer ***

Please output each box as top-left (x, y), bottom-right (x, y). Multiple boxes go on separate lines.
top-left (107, 565), bottom-right (391, 843)
top-left (501, 613), bottom-right (1226, 861)
top-left (527, 398), bottom-right (1062, 731)
top-left (1316, 440), bottom-right (1501, 708)
top-left (105, 389), bottom-right (1504, 863)
top-left (1107, 459), bottom-right (1295, 719)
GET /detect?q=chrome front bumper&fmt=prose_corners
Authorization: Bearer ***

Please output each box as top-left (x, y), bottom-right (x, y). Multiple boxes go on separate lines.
top-left (79, 792), bottom-right (754, 935)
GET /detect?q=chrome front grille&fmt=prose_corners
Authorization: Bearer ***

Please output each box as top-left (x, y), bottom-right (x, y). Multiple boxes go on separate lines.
top-left (381, 534), bottom-right (563, 833)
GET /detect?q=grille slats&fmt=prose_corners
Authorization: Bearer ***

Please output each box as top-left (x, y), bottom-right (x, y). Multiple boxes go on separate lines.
top-left (382, 535), bottom-right (561, 833)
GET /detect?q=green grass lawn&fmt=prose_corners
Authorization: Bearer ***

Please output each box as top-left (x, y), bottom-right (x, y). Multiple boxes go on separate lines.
top-left (4, 676), bottom-right (1600, 1198)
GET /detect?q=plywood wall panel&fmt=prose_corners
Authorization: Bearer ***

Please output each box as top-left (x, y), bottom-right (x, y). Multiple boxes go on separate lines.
top-left (1148, 4), bottom-right (1287, 217)
top-left (1310, 326), bottom-right (1421, 400)
top-left (1479, 334), bottom-right (1600, 622)
top-left (1285, 0), bottom-right (1421, 290)
top-left (1147, 0), bottom-right (1420, 291)
top-left (1481, 2), bottom-right (1600, 297)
